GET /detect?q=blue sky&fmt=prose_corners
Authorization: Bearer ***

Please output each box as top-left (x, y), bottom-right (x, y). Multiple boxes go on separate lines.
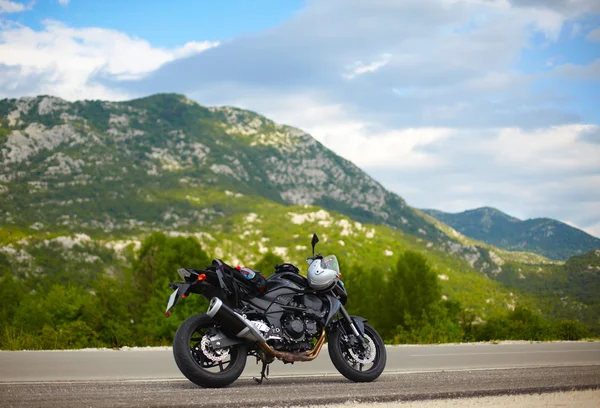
top-left (11, 0), bottom-right (305, 46)
top-left (0, 0), bottom-right (599, 236)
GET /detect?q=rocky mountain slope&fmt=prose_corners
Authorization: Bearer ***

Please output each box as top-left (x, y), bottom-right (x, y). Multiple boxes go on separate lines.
top-left (1, 93), bottom-right (598, 332)
top-left (422, 207), bottom-right (600, 260)
top-left (0, 93), bottom-right (442, 241)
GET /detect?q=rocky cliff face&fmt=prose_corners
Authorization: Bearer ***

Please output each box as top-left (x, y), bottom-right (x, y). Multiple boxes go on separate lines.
top-left (3, 94), bottom-right (600, 330)
top-left (0, 93), bottom-right (442, 240)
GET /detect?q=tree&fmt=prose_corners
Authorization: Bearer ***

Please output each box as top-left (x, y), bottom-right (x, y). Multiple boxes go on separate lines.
top-left (382, 250), bottom-right (442, 339)
top-left (341, 263), bottom-right (387, 333)
top-left (0, 270), bottom-right (24, 330)
top-left (130, 232), bottom-right (212, 343)
top-left (253, 251), bottom-right (284, 277)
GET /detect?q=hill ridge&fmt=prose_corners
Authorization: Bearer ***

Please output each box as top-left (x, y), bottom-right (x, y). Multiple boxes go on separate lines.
top-left (2, 92), bottom-right (600, 333)
top-left (422, 207), bottom-right (600, 260)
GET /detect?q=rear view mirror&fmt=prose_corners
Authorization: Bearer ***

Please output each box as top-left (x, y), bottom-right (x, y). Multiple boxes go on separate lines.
top-left (311, 233), bottom-right (319, 256)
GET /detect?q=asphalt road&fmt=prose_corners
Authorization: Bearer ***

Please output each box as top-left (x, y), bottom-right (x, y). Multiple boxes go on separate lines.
top-left (1, 342), bottom-right (599, 407)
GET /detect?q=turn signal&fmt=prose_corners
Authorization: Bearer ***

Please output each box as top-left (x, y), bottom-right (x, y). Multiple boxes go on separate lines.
top-left (182, 294), bottom-right (187, 299)
top-left (198, 274), bottom-right (206, 281)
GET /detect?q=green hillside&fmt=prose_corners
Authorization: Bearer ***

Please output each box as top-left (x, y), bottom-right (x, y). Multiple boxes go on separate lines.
top-left (0, 93), bottom-right (597, 349)
top-left (0, 93), bottom-right (442, 240)
top-left (492, 249), bottom-right (600, 331)
top-left (422, 207), bottom-right (600, 260)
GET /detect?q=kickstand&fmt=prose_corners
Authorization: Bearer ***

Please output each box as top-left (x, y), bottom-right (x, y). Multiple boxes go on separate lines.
top-left (253, 360), bottom-right (270, 385)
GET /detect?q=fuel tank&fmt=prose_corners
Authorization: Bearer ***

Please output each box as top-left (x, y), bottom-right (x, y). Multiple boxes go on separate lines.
top-left (247, 271), bottom-right (310, 327)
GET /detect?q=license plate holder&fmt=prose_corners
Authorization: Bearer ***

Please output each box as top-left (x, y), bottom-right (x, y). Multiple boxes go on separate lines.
top-left (165, 288), bottom-right (179, 313)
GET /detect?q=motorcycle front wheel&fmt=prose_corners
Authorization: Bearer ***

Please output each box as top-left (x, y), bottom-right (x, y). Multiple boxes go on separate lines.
top-left (328, 322), bottom-right (386, 382)
top-left (172, 313), bottom-right (248, 388)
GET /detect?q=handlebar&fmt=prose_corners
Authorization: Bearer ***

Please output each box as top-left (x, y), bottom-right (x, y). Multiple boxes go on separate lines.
top-left (305, 254), bottom-right (323, 264)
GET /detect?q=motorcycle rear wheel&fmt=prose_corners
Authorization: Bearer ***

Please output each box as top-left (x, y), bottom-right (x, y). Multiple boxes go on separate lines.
top-left (328, 322), bottom-right (386, 382)
top-left (173, 313), bottom-right (248, 388)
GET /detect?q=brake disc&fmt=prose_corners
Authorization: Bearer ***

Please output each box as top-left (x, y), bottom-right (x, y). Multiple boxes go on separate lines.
top-left (200, 332), bottom-right (230, 363)
top-left (348, 335), bottom-right (376, 365)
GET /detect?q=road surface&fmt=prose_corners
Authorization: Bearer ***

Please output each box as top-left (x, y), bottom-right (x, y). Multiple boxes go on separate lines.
top-left (1, 342), bottom-right (599, 407)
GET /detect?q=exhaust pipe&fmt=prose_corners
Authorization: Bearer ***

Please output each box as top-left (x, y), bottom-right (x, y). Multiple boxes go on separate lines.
top-left (206, 297), bottom-right (265, 342)
top-left (259, 328), bottom-right (326, 362)
top-left (206, 297), bottom-right (327, 363)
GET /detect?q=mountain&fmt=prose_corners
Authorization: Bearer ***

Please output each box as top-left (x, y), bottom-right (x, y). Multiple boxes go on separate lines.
top-left (492, 248), bottom-right (600, 331)
top-left (421, 207), bottom-right (600, 261)
top-left (1, 93), bottom-right (598, 334)
top-left (0, 93), bottom-right (443, 241)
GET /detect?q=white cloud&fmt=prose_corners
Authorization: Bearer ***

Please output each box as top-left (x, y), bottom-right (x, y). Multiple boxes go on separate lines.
top-left (114, 0), bottom-right (585, 131)
top-left (129, 0), bottom-right (596, 234)
top-left (586, 27), bottom-right (600, 42)
top-left (363, 124), bottom-right (600, 237)
top-left (58, 0), bottom-right (69, 5)
top-left (0, 0), bottom-right (29, 13)
top-left (583, 222), bottom-right (600, 238)
top-left (344, 53), bottom-right (391, 79)
top-left (275, 102), bottom-right (452, 168)
top-left (553, 59), bottom-right (600, 81)
top-left (0, 19), bottom-right (218, 100)
top-left (506, 0), bottom-right (600, 16)
top-left (469, 125), bottom-right (600, 171)
top-left (197, 83), bottom-right (600, 234)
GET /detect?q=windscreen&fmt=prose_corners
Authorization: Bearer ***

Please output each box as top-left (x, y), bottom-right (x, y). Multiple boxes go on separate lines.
top-left (321, 255), bottom-right (340, 274)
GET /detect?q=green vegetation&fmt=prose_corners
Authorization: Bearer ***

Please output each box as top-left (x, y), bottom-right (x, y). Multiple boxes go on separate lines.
top-left (422, 207), bottom-right (600, 261)
top-left (493, 250), bottom-right (600, 333)
top-left (1, 234), bottom-right (592, 350)
top-left (253, 252), bottom-right (285, 277)
top-left (0, 232), bottom-right (212, 350)
top-left (1, 93), bottom-right (598, 350)
top-left (416, 209), bottom-right (560, 265)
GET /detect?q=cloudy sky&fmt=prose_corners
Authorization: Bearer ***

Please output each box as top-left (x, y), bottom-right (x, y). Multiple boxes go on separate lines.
top-left (1, 0), bottom-right (599, 237)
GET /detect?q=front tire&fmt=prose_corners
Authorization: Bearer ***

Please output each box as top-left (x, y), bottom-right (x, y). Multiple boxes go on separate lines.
top-left (328, 322), bottom-right (386, 382)
top-left (173, 313), bottom-right (248, 388)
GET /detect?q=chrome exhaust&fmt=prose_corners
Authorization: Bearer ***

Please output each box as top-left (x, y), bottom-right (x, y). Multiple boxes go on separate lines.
top-left (206, 297), bottom-right (327, 363)
top-left (206, 297), bottom-right (265, 342)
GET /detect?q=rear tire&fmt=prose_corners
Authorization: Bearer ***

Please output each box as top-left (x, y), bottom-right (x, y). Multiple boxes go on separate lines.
top-left (328, 322), bottom-right (386, 382)
top-left (173, 313), bottom-right (247, 388)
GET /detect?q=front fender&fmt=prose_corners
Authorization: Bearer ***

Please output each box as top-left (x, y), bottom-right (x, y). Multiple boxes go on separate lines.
top-left (350, 315), bottom-right (367, 337)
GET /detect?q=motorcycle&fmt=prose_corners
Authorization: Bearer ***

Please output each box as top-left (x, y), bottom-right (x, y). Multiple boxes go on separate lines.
top-left (164, 233), bottom-right (386, 388)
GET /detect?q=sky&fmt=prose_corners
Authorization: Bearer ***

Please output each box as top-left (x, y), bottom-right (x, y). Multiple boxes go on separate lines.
top-left (1, 0), bottom-right (599, 237)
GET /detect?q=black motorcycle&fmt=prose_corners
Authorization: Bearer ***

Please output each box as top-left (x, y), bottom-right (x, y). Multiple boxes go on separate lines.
top-left (164, 233), bottom-right (386, 388)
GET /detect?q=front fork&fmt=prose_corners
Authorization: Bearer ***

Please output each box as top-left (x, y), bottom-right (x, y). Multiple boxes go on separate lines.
top-left (338, 305), bottom-right (368, 349)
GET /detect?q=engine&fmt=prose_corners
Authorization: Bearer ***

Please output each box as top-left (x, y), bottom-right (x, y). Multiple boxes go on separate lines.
top-left (248, 293), bottom-right (327, 352)
top-left (282, 315), bottom-right (320, 342)
top-left (269, 314), bottom-right (318, 352)
top-left (277, 294), bottom-right (326, 351)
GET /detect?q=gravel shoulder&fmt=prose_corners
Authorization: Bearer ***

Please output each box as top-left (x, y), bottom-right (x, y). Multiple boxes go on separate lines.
top-left (300, 389), bottom-right (600, 408)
